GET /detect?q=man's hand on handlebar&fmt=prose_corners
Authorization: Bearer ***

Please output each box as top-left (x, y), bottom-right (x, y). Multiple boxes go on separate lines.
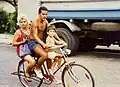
top-left (43, 44), bottom-right (51, 49)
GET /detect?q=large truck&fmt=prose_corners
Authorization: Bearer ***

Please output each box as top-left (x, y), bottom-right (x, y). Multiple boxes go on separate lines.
top-left (18, 0), bottom-right (120, 54)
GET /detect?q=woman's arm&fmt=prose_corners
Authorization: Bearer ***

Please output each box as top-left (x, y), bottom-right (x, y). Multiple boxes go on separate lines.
top-left (12, 30), bottom-right (26, 46)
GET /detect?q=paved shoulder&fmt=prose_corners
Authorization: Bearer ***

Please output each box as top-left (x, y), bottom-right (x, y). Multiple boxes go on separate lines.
top-left (0, 34), bottom-right (13, 45)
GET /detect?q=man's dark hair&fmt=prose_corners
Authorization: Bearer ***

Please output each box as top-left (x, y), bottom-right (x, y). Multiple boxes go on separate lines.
top-left (38, 6), bottom-right (48, 14)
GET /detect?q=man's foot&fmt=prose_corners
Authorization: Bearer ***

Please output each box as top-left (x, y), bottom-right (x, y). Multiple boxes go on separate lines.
top-left (25, 72), bottom-right (32, 82)
top-left (34, 68), bottom-right (44, 78)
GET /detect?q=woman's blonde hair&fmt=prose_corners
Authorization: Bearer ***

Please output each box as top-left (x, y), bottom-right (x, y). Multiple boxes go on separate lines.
top-left (19, 14), bottom-right (27, 22)
top-left (18, 14), bottom-right (30, 28)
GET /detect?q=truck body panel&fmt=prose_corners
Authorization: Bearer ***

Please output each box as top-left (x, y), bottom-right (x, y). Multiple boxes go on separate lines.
top-left (40, 0), bottom-right (120, 20)
top-left (18, 0), bottom-right (120, 21)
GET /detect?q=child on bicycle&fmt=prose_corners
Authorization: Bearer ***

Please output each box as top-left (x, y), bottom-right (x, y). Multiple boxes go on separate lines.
top-left (46, 24), bottom-right (67, 70)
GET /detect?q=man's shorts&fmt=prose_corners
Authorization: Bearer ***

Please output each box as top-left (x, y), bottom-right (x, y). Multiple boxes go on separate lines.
top-left (27, 40), bottom-right (38, 52)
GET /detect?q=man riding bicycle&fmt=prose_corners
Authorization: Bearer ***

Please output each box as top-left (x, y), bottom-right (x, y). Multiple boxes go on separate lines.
top-left (27, 6), bottom-right (62, 81)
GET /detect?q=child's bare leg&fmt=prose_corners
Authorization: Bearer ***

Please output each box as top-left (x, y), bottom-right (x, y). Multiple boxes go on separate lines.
top-left (55, 53), bottom-right (63, 72)
top-left (52, 58), bottom-right (58, 69)
top-left (57, 57), bottom-right (62, 68)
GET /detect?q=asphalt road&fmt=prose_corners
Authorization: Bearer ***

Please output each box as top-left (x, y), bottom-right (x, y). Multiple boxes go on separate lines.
top-left (0, 44), bottom-right (120, 87)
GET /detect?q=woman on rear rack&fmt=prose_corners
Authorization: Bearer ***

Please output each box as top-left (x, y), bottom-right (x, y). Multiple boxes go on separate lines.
top-left (12, 15), bottom-right (36, 82)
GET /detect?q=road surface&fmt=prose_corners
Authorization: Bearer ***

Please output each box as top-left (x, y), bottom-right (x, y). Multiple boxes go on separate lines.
top-left (0, 44), bottom-right (120, 87)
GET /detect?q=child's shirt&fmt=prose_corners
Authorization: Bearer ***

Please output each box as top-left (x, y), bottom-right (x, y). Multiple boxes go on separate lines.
top-left (46, 36), bottom-right (56, 46)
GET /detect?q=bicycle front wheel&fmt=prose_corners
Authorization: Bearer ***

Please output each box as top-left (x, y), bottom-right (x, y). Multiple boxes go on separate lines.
top-left (62, 63), bottom-right (95, 87)
top-left (18, 60), bottom-right (43, 87)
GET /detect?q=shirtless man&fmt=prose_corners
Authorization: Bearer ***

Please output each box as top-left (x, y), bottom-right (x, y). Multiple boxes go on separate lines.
top-left (27, 6), bottom-right (51, 73)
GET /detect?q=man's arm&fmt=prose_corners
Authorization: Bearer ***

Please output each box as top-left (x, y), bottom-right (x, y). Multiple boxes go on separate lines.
top-left (32, 22), bottom-right (46, 47)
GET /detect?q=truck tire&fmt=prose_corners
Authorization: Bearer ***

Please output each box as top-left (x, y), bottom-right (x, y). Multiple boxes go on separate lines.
top-left (92, 22), bottom-right (120, 31)
top-left (56, 28), bottom-right (79, 54)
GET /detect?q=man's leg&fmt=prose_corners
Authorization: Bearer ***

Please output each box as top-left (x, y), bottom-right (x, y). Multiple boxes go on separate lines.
top-left (34, 45), bottom-right (48, 66)
top-left (46, 59), bottom-right (53, 69)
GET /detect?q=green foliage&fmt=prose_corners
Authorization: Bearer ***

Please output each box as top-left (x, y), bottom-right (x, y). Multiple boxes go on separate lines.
top-left (0, 7), bottom-right (17, 34)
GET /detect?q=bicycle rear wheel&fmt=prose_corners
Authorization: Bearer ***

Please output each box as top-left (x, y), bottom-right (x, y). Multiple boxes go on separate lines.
top-left (62, 63), bottom-right (95, 87)
top-left (18, 60), bottom-right (43, 87)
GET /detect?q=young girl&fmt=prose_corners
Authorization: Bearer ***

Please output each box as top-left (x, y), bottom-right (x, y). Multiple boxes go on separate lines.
top-left (12, 15), bottom-right (36, 82)
top-left (46, 24), bottom-right (67, 70)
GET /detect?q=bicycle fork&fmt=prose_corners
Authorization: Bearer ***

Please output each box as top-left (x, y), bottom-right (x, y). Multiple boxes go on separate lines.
top-left (66, 65), bottom-right (80, 84)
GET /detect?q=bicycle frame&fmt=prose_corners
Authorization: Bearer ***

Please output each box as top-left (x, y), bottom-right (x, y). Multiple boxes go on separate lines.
top-left (42, 47), bottom-right (72, 77)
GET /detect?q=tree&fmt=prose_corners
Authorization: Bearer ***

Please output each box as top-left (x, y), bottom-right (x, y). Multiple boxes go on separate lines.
top-left (0, 7), bottom-right (16, 34)
top-left (0, 0), bottom-right (18, 34)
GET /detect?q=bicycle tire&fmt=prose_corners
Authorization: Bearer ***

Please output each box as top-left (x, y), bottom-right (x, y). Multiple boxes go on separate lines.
top-left (18, 60), bottom-right (43, 87)
top-left (62, 63), bottom-right (95, 87)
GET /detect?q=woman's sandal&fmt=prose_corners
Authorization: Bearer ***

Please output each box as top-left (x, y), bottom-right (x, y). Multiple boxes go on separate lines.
top-left (25, 72), bottom-right (32, 82)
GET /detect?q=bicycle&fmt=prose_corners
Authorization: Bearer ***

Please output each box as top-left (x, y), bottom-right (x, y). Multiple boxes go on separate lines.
top-left (16, 45), bottom-right (95, 87)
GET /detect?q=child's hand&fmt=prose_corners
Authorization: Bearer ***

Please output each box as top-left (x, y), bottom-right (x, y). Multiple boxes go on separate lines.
top-left (54, 32), bottom-right (58, 37)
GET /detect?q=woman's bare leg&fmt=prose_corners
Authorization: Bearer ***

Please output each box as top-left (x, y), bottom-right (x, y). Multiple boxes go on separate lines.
top-left (24, 55), bottom-right (36, 81)
top-left (34, 45), bottom-right (48, 67)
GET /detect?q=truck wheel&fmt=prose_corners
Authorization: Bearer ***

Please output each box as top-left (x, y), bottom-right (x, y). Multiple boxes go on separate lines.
top-left (56, 28), bottom-right (79, 54)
